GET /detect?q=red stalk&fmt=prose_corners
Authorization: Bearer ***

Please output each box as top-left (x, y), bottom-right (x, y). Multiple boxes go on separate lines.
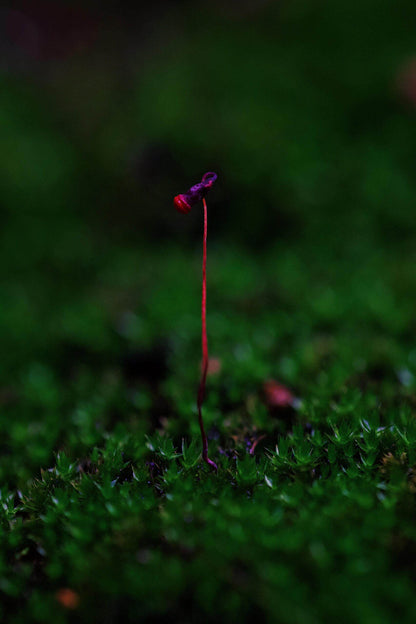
top-left (174, 172), bottom-right (218, 471)
top-left (197, 198), bottom-right (217, 471)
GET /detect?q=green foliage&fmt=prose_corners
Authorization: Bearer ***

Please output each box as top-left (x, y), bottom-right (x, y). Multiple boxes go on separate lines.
top-left (181, 438), bottom-right (202, 469)
top-left (3, 1), bottom-right (416, 622)
top-left (2, 391), bottom-right (416, 623)
top-left (146, 433), bottom-right (180, 461)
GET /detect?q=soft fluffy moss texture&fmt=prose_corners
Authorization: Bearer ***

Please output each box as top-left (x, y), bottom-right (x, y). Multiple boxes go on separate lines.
top-left (2, 1), bottom-right (416, 622)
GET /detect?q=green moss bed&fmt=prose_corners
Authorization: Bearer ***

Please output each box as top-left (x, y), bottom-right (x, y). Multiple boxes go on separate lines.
top-left (3, 1), bottom-right (416, 621)
top-left (2, 234), bottom-right (416, 623)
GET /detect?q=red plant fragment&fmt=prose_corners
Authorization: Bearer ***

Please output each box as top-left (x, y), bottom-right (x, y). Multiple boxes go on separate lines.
top-left (56, 588), bottom-right (80, 609)
top-left (396, 57), bottom-right (416, 107)
top-left (201, 356), bottom-right (222, 376)
top-left (263, 379), bottom-right (295, 408)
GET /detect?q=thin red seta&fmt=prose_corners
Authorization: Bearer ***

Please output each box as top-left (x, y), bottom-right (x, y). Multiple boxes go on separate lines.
top-left (174, 173), bottom-right (218, 471)
top-left (197, 198), bottom-right (217, 471)
top-left (249, 434), bottom-right (266, 456)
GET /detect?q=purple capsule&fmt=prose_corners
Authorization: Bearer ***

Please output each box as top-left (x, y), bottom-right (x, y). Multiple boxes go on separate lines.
top-left (174, 172), bottom-right (217, 214)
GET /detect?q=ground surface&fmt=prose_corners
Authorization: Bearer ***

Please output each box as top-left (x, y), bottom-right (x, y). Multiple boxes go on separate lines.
top-left (2, 1), bottom-right (416, 622)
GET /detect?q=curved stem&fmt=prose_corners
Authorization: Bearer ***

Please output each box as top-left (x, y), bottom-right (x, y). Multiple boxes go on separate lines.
top-left (197, 198), bottom-right (217, 471)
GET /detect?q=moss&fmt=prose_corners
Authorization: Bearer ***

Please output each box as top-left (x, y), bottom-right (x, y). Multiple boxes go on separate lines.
top-left (3, 0), bottom-right (416, 621)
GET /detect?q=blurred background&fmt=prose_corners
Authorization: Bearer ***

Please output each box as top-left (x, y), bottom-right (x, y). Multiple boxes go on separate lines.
top-left (3, 0), bottom-right (416, 241)
top-left (4, 4), bottom-right (416, 618)
top-left (2, 0), bottom-right (416, 472)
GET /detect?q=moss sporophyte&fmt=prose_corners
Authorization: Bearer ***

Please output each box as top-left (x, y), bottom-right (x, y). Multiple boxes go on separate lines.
top-left (174, 172), bottom-right (218, 471)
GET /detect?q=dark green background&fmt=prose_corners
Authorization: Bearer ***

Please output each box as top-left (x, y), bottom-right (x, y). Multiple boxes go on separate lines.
top-left (2, 1), bottom-right (416, 622)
